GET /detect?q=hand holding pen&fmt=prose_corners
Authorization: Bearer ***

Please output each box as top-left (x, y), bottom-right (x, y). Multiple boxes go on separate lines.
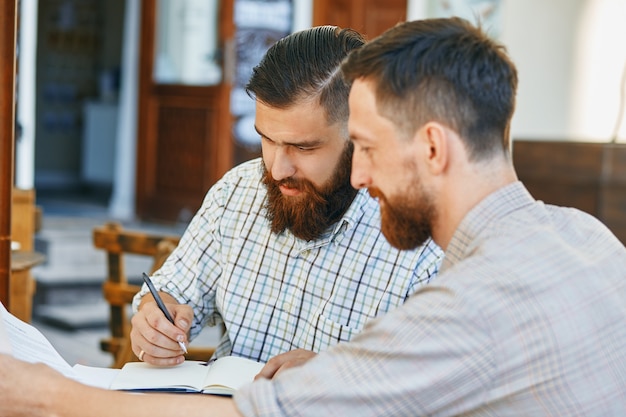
top-left (141, 272), bottom-right (188, 355)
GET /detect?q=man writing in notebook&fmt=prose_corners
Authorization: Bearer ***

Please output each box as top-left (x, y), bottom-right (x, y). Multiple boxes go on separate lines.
top-left (129, 25), bottom-right (441, 373)
top-left (2, 17), bottom-right (625, 416)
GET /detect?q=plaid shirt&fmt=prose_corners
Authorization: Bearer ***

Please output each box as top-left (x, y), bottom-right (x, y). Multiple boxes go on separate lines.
top-left (133, 159), bottom-right (442, 362)
top-left (236, 182), bottom-right (626, 416)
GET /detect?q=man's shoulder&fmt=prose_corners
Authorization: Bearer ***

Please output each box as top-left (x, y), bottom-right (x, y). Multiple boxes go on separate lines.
top-left (213, 158), bottom-right (265, 193)
top-left (201, 158), bottom-right (265, 210)
top-left (222, 158), bottom-right (264, 182)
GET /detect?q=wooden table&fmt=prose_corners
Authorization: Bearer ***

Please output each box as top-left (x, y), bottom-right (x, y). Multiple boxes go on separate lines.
top-left (10, 250), bottom-right (45, 322)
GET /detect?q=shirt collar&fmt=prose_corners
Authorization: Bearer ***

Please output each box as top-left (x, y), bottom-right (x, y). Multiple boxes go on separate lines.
top-left (442, 181), bottom-right (535, 271)
top-left (295, 189), bottom-right (373, 252)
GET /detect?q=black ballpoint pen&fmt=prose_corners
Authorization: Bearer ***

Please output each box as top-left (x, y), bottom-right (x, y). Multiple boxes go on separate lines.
top-left (142, 272), bottom-right (188, 353)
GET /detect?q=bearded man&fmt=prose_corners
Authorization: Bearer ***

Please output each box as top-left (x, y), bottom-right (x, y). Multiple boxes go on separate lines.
top-left (129, 25), bottom-right (442, 377)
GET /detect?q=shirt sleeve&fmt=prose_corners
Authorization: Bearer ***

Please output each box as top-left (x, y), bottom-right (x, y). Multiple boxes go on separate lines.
top-left (235, 285), bottom-right (494, 417)
top-left (131, 177), bottom-right (231, 340)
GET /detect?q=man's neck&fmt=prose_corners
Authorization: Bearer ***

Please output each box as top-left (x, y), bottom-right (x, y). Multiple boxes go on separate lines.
top-left (433, 159), bottom-right (518, 251)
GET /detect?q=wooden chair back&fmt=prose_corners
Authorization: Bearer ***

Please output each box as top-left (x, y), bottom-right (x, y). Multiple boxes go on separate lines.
top-left (93, 221), bottom-right (215, 368)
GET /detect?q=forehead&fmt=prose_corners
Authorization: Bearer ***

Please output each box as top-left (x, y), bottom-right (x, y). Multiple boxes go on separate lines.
top-left (348, 78), bottom-right (376, 113)
top-left (348, 79), bottom-right (381, 140)
top-left (255, 99), bottom-right (344, 145)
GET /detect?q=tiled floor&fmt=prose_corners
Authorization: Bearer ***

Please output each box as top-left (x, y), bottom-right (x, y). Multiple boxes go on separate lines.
top-left (33, 315), bottom-right (113, 367)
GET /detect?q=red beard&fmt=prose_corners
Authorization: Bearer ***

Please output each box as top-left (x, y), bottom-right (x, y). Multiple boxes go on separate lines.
top-left (261, 143), bottom-right (358, 241)
top-left (368, 185), bottom-right (434, 250)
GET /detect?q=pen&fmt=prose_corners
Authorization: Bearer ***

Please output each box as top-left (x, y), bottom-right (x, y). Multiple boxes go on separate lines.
top-left (142, 272), bottom-right (188, 354)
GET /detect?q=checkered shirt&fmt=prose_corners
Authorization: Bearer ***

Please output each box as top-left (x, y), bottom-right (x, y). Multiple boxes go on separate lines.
top-left (133, 158), bottom-right (442, 362)
top-left (236, 182), bottom-right (626, 416)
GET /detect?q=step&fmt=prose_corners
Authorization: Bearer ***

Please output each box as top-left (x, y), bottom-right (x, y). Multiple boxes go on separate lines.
top-left (30, 213), bottom-right (186, 331)
top-left (34, 301), bottom-right (111, 330)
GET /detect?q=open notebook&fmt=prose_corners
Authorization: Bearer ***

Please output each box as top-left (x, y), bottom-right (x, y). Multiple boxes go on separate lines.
top-left (0, 302), bottom-right (262, 394)
top-left (110, 356), bottom-right (265, 396)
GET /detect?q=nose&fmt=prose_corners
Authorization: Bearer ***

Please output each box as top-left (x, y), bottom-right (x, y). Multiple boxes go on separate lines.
top-left (271, 146), bottom-right (297, 181)
top-left (350, 152), bottom-right (372, 189)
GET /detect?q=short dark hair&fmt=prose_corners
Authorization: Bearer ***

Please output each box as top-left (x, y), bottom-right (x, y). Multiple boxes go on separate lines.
top-left (246, 25), bottom-right (365, 126)
top-left (341, 17), bottom-right (518, 161)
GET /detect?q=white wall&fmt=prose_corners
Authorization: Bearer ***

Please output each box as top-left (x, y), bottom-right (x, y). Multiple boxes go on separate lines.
top-left (293, 0), bottom-right (313, 31)
top-left (108, 0), bottom-right (141, 220)
top-left (501, 0), bottom-right (585, 140)
top-left (409, 0), bottom-right (626, 142)
top-left (15, 0), bottom-right (38, 189)
top-left (569, 0), bottom-right (626, 142)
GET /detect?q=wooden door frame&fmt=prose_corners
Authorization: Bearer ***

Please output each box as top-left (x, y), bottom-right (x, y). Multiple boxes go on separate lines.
top-left (0, 0), bottom-right (17, 306)
top-left (135, 0), bottom-right (234, 221)
top-left (313, 0), bottom-right (407, 39)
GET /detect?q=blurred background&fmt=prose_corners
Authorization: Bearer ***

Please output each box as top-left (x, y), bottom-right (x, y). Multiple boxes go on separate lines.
top-left (4, 0), bottom-right (626, 367)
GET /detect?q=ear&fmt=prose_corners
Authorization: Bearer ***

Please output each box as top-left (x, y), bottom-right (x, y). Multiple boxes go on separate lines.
top-left (419, 121), bottom-right (448, 175)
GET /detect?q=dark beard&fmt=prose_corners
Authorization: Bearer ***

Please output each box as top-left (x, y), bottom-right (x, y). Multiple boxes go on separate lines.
top-left (262, 143), bottom-right (358, 241)
top-left (368, 184), bottom-right (434, 251)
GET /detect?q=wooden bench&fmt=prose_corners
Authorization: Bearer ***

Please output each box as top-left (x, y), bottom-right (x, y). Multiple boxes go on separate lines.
top-left (513, 140), bottom-right (626, 245)
top-left (93, 221), bottom-right (216, 368)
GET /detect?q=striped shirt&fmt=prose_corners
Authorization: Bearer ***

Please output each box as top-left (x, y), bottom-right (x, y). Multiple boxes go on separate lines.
top-left (236, 181), bottom-right (626, 416)
top-left (133, 158), bottom-right (442, 362)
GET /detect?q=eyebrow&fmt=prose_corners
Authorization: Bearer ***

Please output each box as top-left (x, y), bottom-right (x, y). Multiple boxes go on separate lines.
top-left (349, 131), bottom-right (369, 144)
top-left (254, 125), bottom-right (325, 148)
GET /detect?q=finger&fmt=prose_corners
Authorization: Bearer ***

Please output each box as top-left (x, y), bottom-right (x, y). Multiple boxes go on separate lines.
top-left (272, 359), bottom-right (305, 378)
top-left (143, 307), bottom-right (188, 350)
top-left (131, 311), bottom-right (185, 360)
top-left (149, 303), bottom-right (191, 337)
top-left (136, 349), bottom-right (184, 366)
top-left (132, 330), bottom-right (185, 364)
top-left (256, 349), bottom-right (317, 379)
top-left (171, 304), bottom-right (194, 332)
top-left (133, 328), bottom-right (184, 360)
top-left (255, 359), bottom-right (282, 380)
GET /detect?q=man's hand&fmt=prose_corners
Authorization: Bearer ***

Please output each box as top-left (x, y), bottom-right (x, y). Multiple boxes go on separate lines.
top-left (0, 354), bottom-right (65, 417)
top-left (255, 349), bottom-right (317, 380)
top-left (0, 354), bottom-right (243, 417)
top-left (130, 293), bottom-right (193, 366)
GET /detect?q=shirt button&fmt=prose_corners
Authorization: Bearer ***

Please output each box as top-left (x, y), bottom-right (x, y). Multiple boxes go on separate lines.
top-left (283, 302), bottom-right (292, 311)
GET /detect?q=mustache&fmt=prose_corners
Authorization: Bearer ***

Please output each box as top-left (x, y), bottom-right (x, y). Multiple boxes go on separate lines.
top-left (275, 177), bottom-right (305, 190)
top-left (367, 187), bottom-right (384, 200)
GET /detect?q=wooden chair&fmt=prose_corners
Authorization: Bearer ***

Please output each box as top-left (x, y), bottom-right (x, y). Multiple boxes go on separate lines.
top-left (10, 188), bottom-right (45, 323)
top-left (93, 221), bottom-right (216, 368)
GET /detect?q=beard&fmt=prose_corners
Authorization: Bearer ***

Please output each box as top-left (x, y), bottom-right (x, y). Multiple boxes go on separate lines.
top-left (367, 173), bottom-right (435, 251)
top-left (261, 143), bottom-right (359, 241)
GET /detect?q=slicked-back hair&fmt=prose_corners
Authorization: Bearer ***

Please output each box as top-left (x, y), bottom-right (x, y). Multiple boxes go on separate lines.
top-left (341, 17), bottom-right (518, 161)
top-left (246, 25), bottom-right (365, 126)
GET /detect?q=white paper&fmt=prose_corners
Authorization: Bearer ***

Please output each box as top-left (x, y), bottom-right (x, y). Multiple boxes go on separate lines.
top-left (0, 302), bottom-right (76, 378)
top-left (72, 364), bottom-right (120, 389)
top-left (0, 306), bottom-right (11, 354)
top-left (202, 356), bottom-right (265, 391)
